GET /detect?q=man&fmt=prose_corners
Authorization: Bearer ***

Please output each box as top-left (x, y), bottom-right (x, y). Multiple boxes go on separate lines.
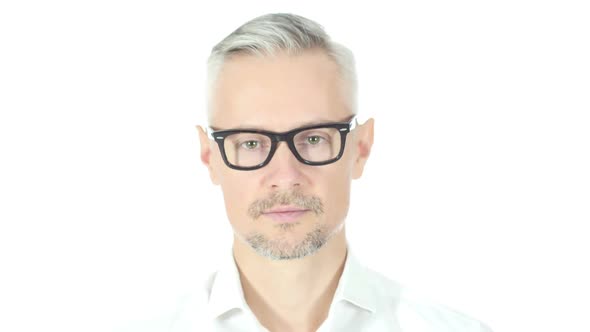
top-left (172, 13), bottom-right (493, 332)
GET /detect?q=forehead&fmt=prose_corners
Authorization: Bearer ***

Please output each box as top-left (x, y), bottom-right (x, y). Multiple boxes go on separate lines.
top-left (210, 49), bottom-right (351, 131)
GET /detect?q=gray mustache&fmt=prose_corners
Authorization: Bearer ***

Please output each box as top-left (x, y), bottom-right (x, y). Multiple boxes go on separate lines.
top-left (248, 191), bottom-right (324, 219)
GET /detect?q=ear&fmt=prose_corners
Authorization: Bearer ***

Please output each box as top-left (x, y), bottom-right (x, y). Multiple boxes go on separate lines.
top-left (351, 118), bottom-right (375, 180)
top-left (196, 125), bottom-right (220, 185)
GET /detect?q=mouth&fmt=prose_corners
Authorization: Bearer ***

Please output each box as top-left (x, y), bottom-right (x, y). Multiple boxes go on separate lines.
top-left (262, 208), bottom-right (310, 223)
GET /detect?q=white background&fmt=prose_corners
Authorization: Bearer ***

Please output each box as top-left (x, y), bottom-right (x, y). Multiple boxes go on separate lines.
top-left (1, 1), bottom-right (589, 331)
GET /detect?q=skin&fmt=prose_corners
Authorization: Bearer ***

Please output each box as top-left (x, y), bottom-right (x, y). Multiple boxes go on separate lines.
top-left (197, 48), bottom-right (374, 332)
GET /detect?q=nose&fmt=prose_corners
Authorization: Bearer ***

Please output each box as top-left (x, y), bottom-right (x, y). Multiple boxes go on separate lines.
top-left (265, 141), bottom-right (304, 190)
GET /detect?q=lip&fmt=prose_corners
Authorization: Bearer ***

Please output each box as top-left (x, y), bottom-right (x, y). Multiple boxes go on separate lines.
top-left (263, 206), bottom-right (307, 214)
top-left (262, 207), bottom-right (310, 223)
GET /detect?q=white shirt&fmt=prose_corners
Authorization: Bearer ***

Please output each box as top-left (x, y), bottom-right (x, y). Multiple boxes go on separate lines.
top-left (164, 244), bottom-right (493, 332)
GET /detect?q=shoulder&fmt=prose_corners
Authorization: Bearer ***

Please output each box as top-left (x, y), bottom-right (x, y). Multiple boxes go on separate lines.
top-left (363, 267), bottom-right (493, 332)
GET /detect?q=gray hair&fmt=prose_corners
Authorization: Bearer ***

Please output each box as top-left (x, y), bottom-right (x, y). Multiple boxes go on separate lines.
top-left (206, 13), bottom-right (358, 124)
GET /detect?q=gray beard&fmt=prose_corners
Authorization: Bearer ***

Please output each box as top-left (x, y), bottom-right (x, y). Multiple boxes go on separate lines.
top-left (234, 221), bottom-right (344, 261)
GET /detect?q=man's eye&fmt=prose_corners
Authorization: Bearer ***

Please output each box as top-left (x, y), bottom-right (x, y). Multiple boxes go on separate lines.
top-left (307, 136), bottom-right (324, 144)
top-left (241, 140), bottom-right (260, 149)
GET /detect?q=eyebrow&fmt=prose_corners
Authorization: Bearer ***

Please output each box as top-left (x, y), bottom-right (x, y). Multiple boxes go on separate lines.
top-left (209, 116), bottom-right (354, 132)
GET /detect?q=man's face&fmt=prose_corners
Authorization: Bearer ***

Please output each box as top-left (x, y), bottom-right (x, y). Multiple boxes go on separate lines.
top-left (198, 49), bottom-right (373, 260)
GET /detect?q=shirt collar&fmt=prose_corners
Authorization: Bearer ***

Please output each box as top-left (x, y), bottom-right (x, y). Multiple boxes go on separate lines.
top-left (333, 245), bottom-right (377, 313)
top-left (206, 243), bottom-right (377, 320)
top-left (206, 246), bottom-right (250, 320)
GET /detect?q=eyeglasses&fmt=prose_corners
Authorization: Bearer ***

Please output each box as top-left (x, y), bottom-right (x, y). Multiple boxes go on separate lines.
top-left (207, 115), bottom-right (358, 171)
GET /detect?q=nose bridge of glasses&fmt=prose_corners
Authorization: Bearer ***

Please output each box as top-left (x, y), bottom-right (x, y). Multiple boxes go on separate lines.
top-left (268, 133), bottom-right (300, 164)
top-left (268, 132), bottom-right (296, 153)
top-left (270, 131), bottom-right (293, 143)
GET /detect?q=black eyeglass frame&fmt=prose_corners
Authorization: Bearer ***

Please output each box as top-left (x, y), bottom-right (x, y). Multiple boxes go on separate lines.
top-left (207, 115), bottom-right (358, 171)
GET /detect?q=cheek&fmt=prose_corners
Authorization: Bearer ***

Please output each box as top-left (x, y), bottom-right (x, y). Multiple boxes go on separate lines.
top-left (316, 168), bottom-right (352, 221)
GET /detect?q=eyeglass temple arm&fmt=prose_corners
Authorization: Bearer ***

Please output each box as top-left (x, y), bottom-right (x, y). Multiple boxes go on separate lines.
top-left (349, 115), bottom-right (359, 131)
top-left (206, 127), bottom-right (217, 140)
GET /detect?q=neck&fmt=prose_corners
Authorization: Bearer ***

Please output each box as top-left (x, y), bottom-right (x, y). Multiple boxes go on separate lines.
top-left (232, 230), bottom-right (348, 332)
